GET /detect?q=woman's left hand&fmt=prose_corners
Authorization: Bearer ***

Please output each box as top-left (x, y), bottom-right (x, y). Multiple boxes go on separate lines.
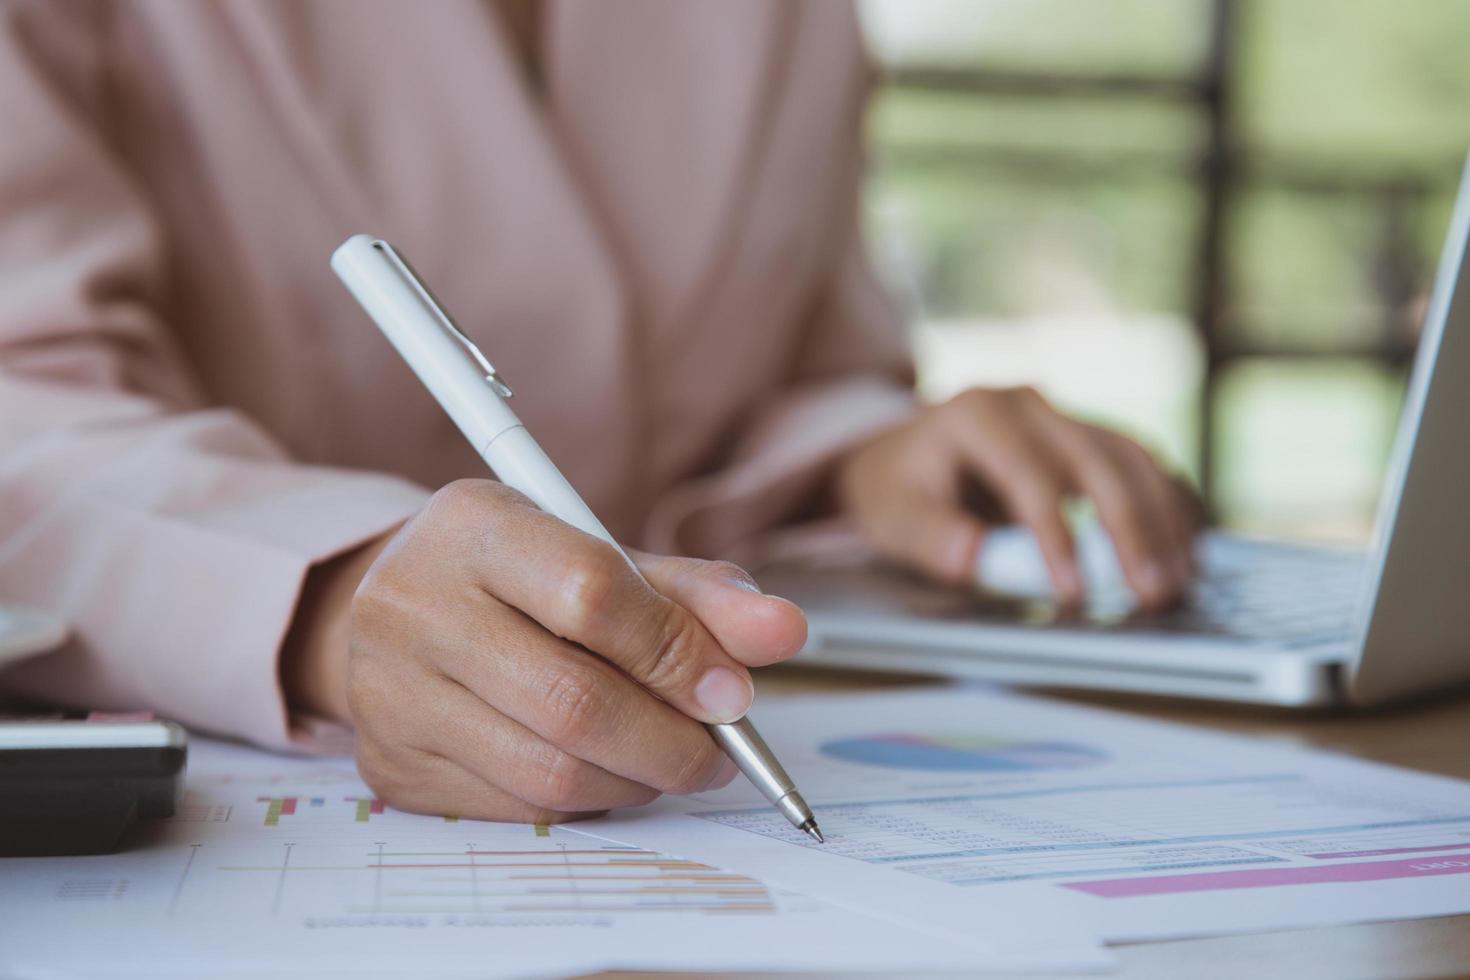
top-left (834, 387), bottom-right (1200, 608)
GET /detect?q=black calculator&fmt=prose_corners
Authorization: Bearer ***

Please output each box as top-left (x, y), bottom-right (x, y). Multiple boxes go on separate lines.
top-left (0, 720), bottom-right (186, 857)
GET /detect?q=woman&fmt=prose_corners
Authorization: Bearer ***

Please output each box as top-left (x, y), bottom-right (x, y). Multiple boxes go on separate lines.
top-left (0, 0), bottom-right (1195, 822)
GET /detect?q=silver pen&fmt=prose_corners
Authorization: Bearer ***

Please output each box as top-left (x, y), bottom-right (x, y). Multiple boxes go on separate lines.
top-left (331, 235), bottom-right (824, 844)
top-left (709, 718), bottom-right (822, 842)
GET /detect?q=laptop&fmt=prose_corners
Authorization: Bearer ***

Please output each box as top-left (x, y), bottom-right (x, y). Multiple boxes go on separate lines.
top-left (760, 158), bottom-right (1470, 708)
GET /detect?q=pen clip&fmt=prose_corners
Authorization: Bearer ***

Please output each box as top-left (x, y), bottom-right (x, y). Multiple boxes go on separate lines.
top-left (370, 239), bottom-right (514, 398)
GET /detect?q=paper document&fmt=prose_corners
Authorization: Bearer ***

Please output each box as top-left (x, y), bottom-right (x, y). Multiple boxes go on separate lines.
top-left (585, 686), bottom-right (1470, 944)
top-left (0, 737), bottom-right (1102, 979)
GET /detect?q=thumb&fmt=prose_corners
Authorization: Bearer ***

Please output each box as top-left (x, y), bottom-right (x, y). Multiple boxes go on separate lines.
top-left (633, 553), bottom-right (808, 668)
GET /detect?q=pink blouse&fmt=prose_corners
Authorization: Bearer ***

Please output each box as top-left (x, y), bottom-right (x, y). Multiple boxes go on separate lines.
top-left (0, 0), bottom-right (914, 747)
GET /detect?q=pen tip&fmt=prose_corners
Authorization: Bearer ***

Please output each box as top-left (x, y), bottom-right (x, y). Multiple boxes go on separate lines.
top-left (801, 821), bottom-right (825, 844)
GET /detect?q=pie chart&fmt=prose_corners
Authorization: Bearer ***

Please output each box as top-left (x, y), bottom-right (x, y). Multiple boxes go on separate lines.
top-left (820, 733), bottom-right (1106, 772)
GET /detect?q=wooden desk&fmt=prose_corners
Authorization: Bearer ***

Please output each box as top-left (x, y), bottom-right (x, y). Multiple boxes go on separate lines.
top-left (606, 668), bottom-right (1470, 980)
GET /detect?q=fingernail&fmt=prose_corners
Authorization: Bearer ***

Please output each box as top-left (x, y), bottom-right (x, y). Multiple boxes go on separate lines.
top-left (1140, 562), bottom-right (1167, 599)
top-left (695, 666), bottom-right (754, 723)
top-left (1057, 563), bottom-right (1083, 600)
top-left (724, 576), bottom-right (763, 595)
top-left (703, 756), bottom-right (740, 791)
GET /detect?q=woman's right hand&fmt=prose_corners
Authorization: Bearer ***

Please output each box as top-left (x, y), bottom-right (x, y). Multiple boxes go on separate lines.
top-left (337, 479), bottom-right (808, 823)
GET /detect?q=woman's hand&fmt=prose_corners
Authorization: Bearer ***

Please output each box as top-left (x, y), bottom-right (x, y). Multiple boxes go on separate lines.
top-left (835, 387), bottom-right (1199, 608)
top-left (285, 479), bottom-right (807, 823)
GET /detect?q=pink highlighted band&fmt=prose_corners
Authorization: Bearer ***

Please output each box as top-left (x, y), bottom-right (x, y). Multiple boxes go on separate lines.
top-left (1066, 851), bottom-right (1470, 898)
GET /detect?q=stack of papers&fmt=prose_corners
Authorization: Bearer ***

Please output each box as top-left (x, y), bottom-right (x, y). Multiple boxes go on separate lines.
top-left (6, 686), bottom-right (1470, 977)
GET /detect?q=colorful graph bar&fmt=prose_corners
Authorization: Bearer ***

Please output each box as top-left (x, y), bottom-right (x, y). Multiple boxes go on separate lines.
top-left (258, 797), bottom-right (298, 826)
top-left (1066, 850), bottom-right (1470, 897)
top-left (257, 796), bottom-right (329, 825)
top-left (346, 797), bottom-right (385, 822)
top-left (351, 846), bottom-right (777, 914)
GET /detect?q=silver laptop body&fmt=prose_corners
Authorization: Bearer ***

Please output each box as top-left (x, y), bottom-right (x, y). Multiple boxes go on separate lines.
top-left (764, 158), bottom-right (1470, 708)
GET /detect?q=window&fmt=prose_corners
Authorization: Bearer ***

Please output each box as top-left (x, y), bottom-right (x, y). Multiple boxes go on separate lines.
top-left (861, 0), bottom-right (1470, 541)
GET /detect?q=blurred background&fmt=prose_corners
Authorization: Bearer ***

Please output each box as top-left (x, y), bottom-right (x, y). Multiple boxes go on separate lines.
top-left (857, 0), bottom-right (1470, 542)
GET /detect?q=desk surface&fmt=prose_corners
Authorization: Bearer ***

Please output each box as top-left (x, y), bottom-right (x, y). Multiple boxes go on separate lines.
top-left (609, 668), bottom-right (1470, 980)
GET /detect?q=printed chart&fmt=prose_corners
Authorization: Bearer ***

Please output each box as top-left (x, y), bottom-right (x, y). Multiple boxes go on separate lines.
top-left (82, 780), bottom-right (778, 920)
top-left (177, 836), bottom-right (775, 918)
top-left (0, 740), bottom-right (1021, 977)
top-left (587, 689), bottom-right (1470, 947)
top-left (700, 759), bottom-right (1470, 895)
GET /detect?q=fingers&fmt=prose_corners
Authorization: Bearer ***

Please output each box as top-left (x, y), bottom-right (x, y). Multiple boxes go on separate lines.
top-left (356, 738), bottom-right (605, 825)
top-left (634, 553), bottom-right (808, 665)
top-left (432, 480), bottom-right (757, 724)
top-left (1171, 474), bottom-right (1209, 533)
top-left (1003, 483), bottom-right (1083, 606)
top-left (930, 389), bottom-right (1191, 607)
top-left (1023, 414), bottom-right (1193, 607)
top-left (866, 494), bottom-right (989, 587)
top-left (416, 670), bottom-right (668, 813)
top-left (1102, 431), bottom-right (1197, 585)
top-left (1026, 421), bottom-right (1174, 606)
top-left (349, 654), bottom-right (618, 824)
top-left (939, 392), bottom-right (1083, 603)
top-left (425, 601), bottom-right (736, 797)
top-left (349, 479), bottom-right (756, 825)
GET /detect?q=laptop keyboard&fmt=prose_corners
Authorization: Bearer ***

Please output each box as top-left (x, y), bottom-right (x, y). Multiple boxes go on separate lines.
top-left (1105, 545), bottom-right (1366, 649)
top-left (757, 534), bottom-right (1370, 654)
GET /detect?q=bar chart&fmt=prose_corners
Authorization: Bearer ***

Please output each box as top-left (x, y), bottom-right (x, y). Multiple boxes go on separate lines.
top-left (256, 796), bottom-right (326, 826)
top-left (230, 841), bottom-right (769, 915)
top-left (1, 738), bottom-right (1007, 978)
top-left (247, 793), bottom-right (469, 828)
top-left (345, 797), bottom-right (384, 822)
top-left (162, 832), bottom-right (775, 918)
top-left (145, 771), bottom-right (782, 920)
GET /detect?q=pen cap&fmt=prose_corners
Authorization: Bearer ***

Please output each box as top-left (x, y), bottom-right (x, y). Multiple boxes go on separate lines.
top-left (331, 234), bottom-right (521, 452)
